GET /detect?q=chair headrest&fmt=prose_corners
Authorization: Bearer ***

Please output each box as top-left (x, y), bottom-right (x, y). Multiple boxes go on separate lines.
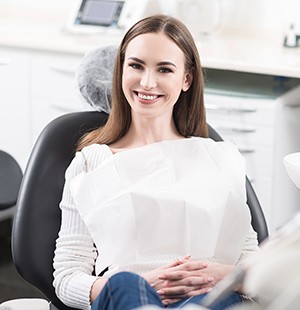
top-left (76, 45), bottom-right (118, 114)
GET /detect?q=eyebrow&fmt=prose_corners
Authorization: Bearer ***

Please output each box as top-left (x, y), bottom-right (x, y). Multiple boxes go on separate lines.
top-left (127, 57), bottom-right (177, 68)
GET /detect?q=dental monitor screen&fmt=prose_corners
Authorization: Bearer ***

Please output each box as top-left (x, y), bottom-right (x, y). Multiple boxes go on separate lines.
top-left (73, 0), bottom-right (124, 27)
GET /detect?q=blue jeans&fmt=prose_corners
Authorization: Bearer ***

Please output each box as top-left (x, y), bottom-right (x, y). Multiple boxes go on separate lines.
top-left (91, 272), bottom-right (243, 310)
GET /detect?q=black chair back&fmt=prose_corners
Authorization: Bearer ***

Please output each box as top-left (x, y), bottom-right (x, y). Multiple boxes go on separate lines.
top-left (12, 112), bottom-right (108, 310)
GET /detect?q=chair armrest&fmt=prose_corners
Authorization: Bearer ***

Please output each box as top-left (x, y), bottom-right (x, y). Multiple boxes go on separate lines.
top-left (0, 298), bottom-right (49, 310)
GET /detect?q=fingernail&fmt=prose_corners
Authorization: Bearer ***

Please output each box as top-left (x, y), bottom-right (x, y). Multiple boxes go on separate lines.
top-left (158, 274), bottom-right (166, 280)
top-left (157, 289), bottom-right (165, 295)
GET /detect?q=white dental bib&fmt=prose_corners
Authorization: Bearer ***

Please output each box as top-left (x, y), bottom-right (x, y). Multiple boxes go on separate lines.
top-left (70, 138), bottom-right (251, 276)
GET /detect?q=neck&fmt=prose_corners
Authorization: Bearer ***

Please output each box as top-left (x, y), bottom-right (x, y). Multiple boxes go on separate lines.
top-left (110, 115), bottom-right (184, 151)
top-left (131, 114), bottom-right (183, 143)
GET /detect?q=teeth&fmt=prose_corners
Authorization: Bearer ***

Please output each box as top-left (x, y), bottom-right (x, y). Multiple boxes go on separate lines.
top-left (138, 93), bottom-right (158, 100)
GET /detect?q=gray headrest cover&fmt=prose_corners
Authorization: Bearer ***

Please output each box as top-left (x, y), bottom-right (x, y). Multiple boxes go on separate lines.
top-left (76, 45), bottom-right (118, 114)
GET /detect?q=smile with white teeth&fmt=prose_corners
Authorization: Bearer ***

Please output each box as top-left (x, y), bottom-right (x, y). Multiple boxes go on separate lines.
top-left (137, 93), bottom-right (159, 100)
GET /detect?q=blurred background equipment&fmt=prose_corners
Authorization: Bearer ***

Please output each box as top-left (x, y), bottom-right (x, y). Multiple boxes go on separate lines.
top-left (284, 152), bottom-right (300, 190)
top-left (66, 0), bottom-right (161, 34)
top-left (0, 150), bottom-right (22, 223)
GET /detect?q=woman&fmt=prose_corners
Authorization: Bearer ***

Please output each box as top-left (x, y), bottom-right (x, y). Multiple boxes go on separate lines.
top-left (53, 15), bottom-right (259, 310)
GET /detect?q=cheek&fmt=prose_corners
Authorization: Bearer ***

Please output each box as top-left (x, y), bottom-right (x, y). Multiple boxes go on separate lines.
top-left (122, 72), bottom-right (131, 95)
top-left (122, 73), bottom-right (137, 105)
top-left (122, 70), bottom-right (137, 91)
top-left (169, 77), bottom-right (186, 95)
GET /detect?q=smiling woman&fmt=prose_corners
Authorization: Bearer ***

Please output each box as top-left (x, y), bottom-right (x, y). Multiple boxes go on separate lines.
top-left (53, 14), bottom-right (259, 310)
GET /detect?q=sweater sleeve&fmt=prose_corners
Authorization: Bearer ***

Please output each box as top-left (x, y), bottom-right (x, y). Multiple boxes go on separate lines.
top-left (53, 146), bottom-right (105, 310)
top-left (237, 226), bottom-right (260, 265)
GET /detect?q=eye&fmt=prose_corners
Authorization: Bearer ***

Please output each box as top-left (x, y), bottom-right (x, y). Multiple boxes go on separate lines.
top-left (159, 67), bottom-right (173, 73)
top-left (128, 63), bottom-right (143, 70)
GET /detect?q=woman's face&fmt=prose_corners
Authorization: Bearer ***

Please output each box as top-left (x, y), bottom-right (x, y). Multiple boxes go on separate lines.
top-left (122, 32), bottom-right (192, 120)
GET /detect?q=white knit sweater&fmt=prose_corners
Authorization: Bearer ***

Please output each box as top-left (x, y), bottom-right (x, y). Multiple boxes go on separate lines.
top-left (53, 137), bottom-right (259, 310)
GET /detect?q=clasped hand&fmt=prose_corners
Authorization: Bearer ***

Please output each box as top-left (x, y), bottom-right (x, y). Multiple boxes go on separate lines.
top-left (142, 256), bottom-right (233, 305)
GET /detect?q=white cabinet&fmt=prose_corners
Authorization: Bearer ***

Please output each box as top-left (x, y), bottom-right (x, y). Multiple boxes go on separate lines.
top-left (0, 48), bottom-right (31, 170)
top-left (0, 47), bottom-right (86, 170)
top-left (204, 69), bottom-right (300, 232)
top-left (30, 51), bottom-right (84, 144)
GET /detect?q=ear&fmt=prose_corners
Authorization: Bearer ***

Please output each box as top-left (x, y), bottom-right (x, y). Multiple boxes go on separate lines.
top-left (182, 68), bottom-right (194, 92)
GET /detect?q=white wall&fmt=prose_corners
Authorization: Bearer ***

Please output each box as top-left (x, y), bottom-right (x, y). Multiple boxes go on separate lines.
top-left (1, 0), bottom-right (299, 38)
top-left (159, 0), bottom-right (300, 43)
top-left (219, 0), bottom-right (299, 38)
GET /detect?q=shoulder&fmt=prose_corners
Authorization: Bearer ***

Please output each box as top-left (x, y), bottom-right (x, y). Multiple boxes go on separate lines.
top-left (191, 136), bottom-right (242, 159)
top-left (199, 136), bottom-right (245, 169)
top-left (65, 144), bottom-right (112, 178)
top-left (191, 137), bottom-right (247, 197)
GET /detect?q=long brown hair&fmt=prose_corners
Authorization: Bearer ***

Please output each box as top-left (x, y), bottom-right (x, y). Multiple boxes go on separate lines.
top-left (78, 14), bottom-right (208, 150)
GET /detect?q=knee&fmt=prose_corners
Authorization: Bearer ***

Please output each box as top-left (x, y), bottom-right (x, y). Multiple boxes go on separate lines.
top-left (107, 271), bottom-right (151, 298)
top-left (92, 273), bottom-right (141, 309)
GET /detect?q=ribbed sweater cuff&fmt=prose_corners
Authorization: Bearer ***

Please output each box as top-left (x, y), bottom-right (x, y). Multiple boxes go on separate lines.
top-left (68, 273), bottom-right (98, 310)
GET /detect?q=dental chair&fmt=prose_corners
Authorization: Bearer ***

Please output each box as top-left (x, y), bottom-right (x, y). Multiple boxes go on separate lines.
top-left (0, 110), bottom-right (268, 310)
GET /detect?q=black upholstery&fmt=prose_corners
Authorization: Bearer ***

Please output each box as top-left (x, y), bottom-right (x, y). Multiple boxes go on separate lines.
top-left (12, 111), bottom-right (268, 310)
top-left (12, 112), bottom-right (108, 310)
top-left (0, 150), bottom-right (23, 211)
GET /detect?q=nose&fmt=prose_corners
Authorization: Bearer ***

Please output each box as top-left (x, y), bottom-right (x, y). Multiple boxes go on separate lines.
top-left (140, 70), bottom-right (157, 89)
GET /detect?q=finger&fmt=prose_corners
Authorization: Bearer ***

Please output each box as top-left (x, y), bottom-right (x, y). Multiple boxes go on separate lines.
top-left (161, 298), bottom-right (181, 306)
top-left (165, 257), bottom-right (187, 268)
top-left (163, 275), bottom-right (214, 287)
top-left (177, 254), bottom-right (191, 263)
top-left (176, 261), bottom-right (208, 271)
top-left (158, 270), bottom-right (187, 281)
top-left (188, 286), bottom-right (213, 296)
top-left (159, 262), bottom-right (208, 280)
top-left (157, 286), bottom-right (190, 298)
top-left (162, 255), bottom-right (191, 269)
top-left (158, 285), bottom-right (213, 300)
